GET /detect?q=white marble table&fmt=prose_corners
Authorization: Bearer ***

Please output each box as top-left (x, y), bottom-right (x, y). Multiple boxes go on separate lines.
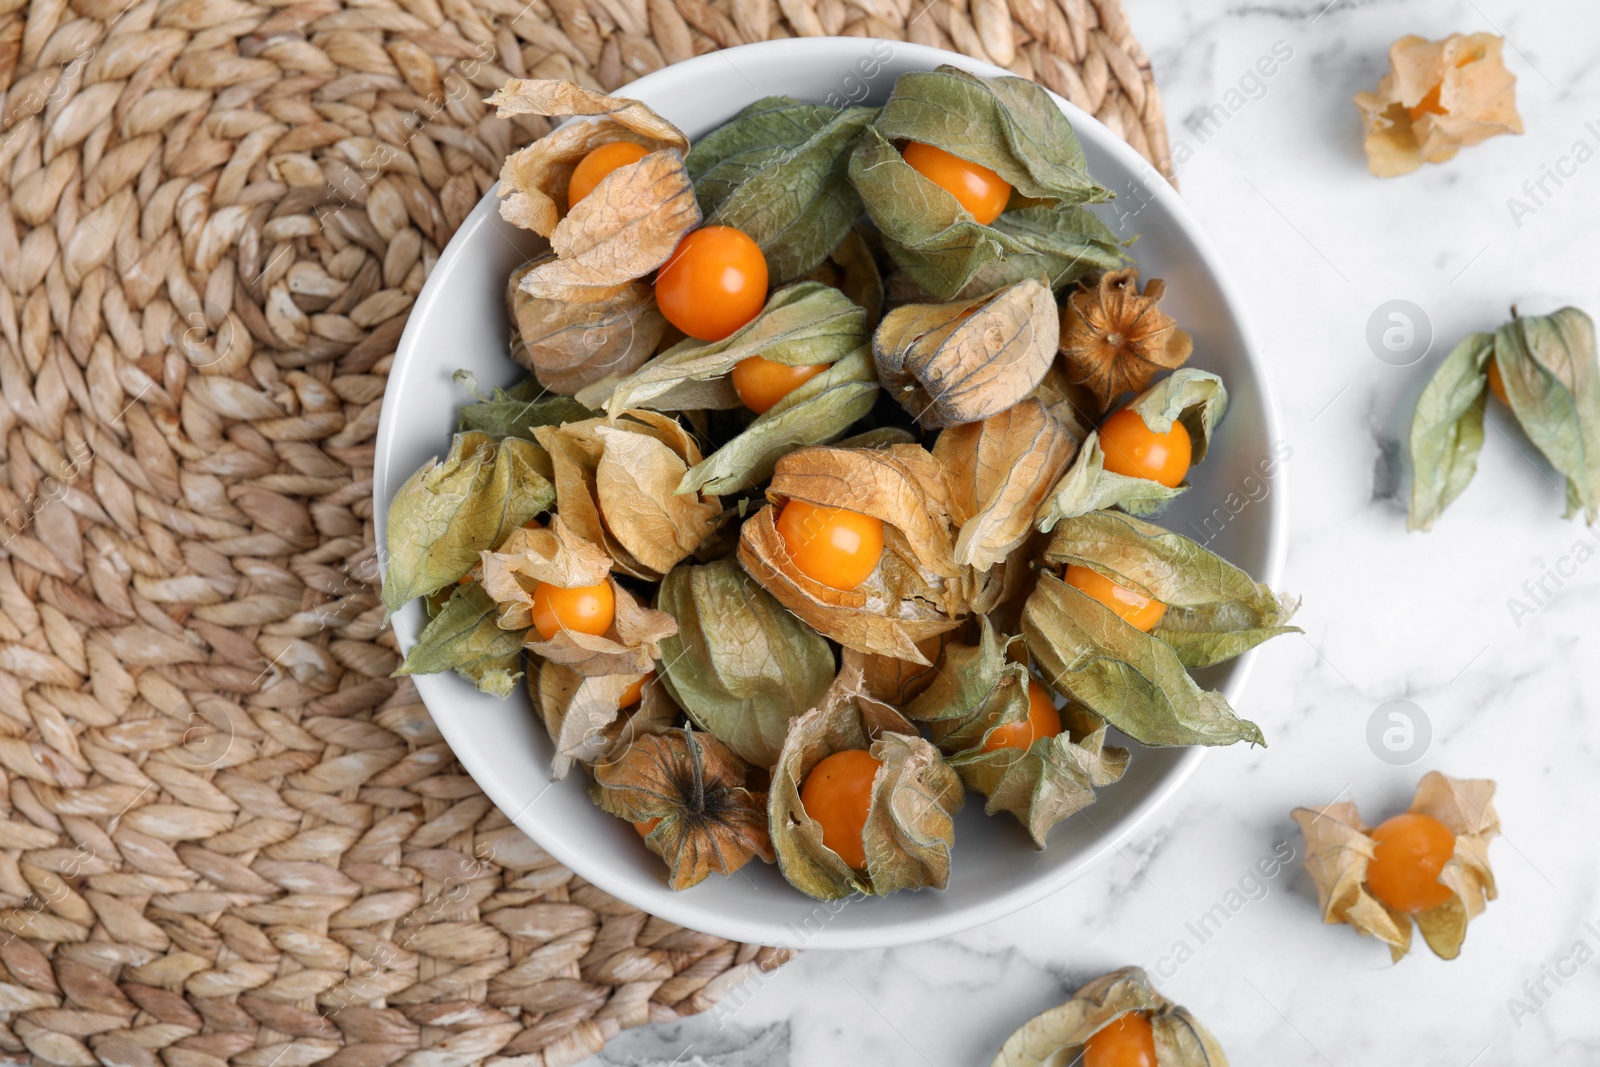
top-left (581, 1), bottom-right (1600, 1062)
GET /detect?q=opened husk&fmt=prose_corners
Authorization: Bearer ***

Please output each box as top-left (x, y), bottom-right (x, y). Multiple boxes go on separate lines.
top-left (1293, 771), bottom-right (1498, 961)
top-left (508, 260), bottom-right (666, 394)
top-left (769, 666), bottom-right (961, 900)
top-left (1353, 34), bottom-right (1522, 178)
top-left (1059, 269), bottom-right (1193, 413)
top-left (992, 966), bottom-right (1229, 1067)
top-left (394, 582), bottom-right (526, 697)
top-left (536, 661), bottom-right (676, 778)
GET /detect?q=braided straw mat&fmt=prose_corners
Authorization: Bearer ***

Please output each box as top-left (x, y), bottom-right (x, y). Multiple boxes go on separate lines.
top-left (0, 0), bottom-right (1170, 1063)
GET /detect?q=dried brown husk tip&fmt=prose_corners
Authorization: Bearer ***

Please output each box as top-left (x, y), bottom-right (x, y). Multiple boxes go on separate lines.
top-left (1292, 771), bottom-right (1498, 961)
top-left (1059, 268), bottom-right (1193, 414)
top-left (768, 663), bottom-right (961, 901)
top-left (593, 726), bottom-right (773, 891)
top-left (991, 966), bottom-right (1229, 1067)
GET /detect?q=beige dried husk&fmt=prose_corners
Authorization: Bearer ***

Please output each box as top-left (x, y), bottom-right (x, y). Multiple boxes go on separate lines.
top-left (507, 259), bottom-right (666, 394)
top-left (991, 966), bottom-right (1228, 1066)
top-left (767, 661), bottom-right (960, 900)
top-left (490, 80), bottom-right (700, 301)
top-left (536, 662), bottom-right (675, 779)
top-left (1353, 33), bottom-right (1523, 177)
top-left (1292, 771), bottom-right (1498, 961)
top-left (592, 727), bottom-right (774, 891)
top-left (533, 412), bottom-right (722, 581)
top-left (737, 444), bottom-right (970, 663)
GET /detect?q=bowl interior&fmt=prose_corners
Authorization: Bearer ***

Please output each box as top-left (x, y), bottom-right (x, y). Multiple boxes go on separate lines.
top-left (374, 38), bottom-right (1285, 949)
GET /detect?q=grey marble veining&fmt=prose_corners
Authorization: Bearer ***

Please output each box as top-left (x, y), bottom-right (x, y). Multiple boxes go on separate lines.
top-left (579, 1), bottom-right (1600, 1062)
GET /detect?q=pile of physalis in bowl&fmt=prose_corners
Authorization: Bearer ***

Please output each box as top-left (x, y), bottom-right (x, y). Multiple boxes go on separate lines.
top-left (383, 69), bottom-right (1300, 901)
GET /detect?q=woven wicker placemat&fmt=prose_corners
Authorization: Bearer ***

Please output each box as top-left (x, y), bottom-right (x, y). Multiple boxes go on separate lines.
top-left (0, 1), bottom-right (1169, 1064)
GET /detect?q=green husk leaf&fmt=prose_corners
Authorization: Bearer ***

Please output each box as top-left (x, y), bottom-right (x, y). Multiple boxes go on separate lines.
top-left (1041, 511), bottom-right (1299, 669)
top-left (1022, 572), bottom-right (1264, 747)
top-left (382, 432), bottom-right (554, 614)
top-left (679, 347), bottom-right (879, 496)
top-left (508, 259), bottom-right (667, 395)
top-left (769, 671), bottom-right (962, 900)
top-left (656, 559), bottom-right (836, 768)
top-left (1036, 368), bottom-right (1228, 528)
top-left (1406, 332), bottom-right (1493, 531)
top-left (848, 66), bottom-right (1108, 299)
top-left (1493, 307), bottom-right (1600, 522)
top-left (586, 282), bottom-right (869, 413)
top-left (688, 97), bottom-right (878, 284)
top-left (873, 66), bottom-right (1107, 205)
top-left (804, 226), bottom-right (885, 327)
top-left (872, 278), bottom-right (1058, 428)
top-left (592, 726), bottom-right (773, 891)
top-left (991, 966), bottom-right (1228, 1067)
top-left (458, 387), bottom-right (596, 441)
top-left (955, 206), bottom-right (1127, 297)
top-left (905, 619), bottom-right (1126, 846)
top-left (393, 582), bottom-right (525, 697)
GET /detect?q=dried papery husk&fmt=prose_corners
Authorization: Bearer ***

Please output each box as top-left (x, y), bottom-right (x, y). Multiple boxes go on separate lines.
top-left (1492, 307), bottom-right (1600, 522)
top-left (803, 226), bottom-right (886, 328)
top-left (934, 398), bottom-right (1077, 570)
top-left (1059, 269), bottom-right (1194, 414)
top-left (1028, 362), bottom-right (1099, 441)
top-left (1353, 33), bottom-right (1522, 178)
top-left (844, 639), bottom-right (946, 707)
top-left (1038, 369), bottom-right (1227, 526)
top-left (687, 97), bottom-right (879, 284)
top-left (527, 578), bottom-right (677, 677)
top-left (394, 582), bottom-right (526, 697)
top-left (1293, 771), bottom-right (1499, 961)
top-left (490, 78), bottom-right (690, 237)
top-left (768, 665), bottom-right (959, 900)
top-left (1039, 511), bottom-right (1299, 669)
top-left (737, 444), bottom-right (968, 663)
top-left (904, 619), bottom-right (1127, 846)
top-left (382, 431), bottom-right (555, 614)
top-left (873, 278), bottom-right (1059, 428)
top-left (655, 560), bottom-right (836, 769)
top-left (536, 661), bottom-right (676, 779)
top-left (479, 515), bottom-right (614, 630)
top-left (456, 370), bottom-right (596, 440)
top-left (534, 411), bottom-right (722, 580)
top-left (991, 966), bottom-right (1228, 1067)
top-left (1022, 572), bottom-right (1264, 748)
top-left (592, 727), bottom-right (773, 891)
top-left (848, 66), bottom-right (1108, 299)
top-left (508, 259), bottom-right (666, 394)
top-left (1407, 333), bottom-right (1493, 531)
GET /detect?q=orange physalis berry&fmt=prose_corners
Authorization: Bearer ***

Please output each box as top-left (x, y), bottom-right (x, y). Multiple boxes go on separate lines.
top-left (1064, 564), bottom-right (1166, 633)
top-left (901, 141), bottom-right (1011, 225)
top-left (800, 749), bottom-right (882, 870)
top-left (774, 501), bottom-right (885, 592)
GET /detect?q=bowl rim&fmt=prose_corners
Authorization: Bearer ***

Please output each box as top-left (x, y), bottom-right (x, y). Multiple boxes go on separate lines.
top-left (373, 36), bottom-right (1289, 949)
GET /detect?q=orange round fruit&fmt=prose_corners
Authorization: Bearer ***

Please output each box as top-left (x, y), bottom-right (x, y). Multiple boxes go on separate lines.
top-left (1083, 1012), bottom-right (1157, 1067)
top-left (731, 355), bottom-right (827, 413)
top-left (800, 749), bottom-right (882, 869)
top-left (619, 671), bottom-right (653, 708)
top-left (1099, 408), bottom-right (1193, 488)
top-left (982, 679), bottom-right (1064, 753)
top-left (655, 226), bottom-right (769, 341)
top-left (1064, 564), bottom-right (1166, 632)
top-left (1486, 357), bottom-right (1509, 406)
top-left (567, 141), bottom-right (651, 209)
top-left (632, 817), bottom-right (660, 838)
top-left (774, 500), bottom-right (885, 591)
top-left (1366, 812), bottom-right (1456, 913)
top-left (901, 141), bottom-right (1011, 225)
top-left (530, 581), bottom-right (615, 641)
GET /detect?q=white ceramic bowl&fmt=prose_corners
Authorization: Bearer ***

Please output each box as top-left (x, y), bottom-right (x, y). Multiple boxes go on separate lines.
top-left (374, 37), bottom-right (1286, 950)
